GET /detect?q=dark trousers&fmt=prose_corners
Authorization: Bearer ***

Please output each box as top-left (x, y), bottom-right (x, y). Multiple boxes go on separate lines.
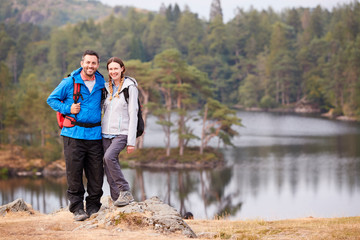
top-left (103, 135), bottom-right (130, 201)
top-left (63, 136), bottom-right (104, 213)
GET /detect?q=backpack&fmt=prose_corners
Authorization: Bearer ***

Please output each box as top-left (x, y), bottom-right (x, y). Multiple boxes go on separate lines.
top-left (56, 76), bottom-right (103, 129)
top-left (121, 77), bottom-right (145, 138)
top-left (56, 77), bottom-right (82, 129)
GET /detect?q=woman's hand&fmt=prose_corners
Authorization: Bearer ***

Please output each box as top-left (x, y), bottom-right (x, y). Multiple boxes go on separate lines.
top-left (127, 145), bottom-right (135, 154)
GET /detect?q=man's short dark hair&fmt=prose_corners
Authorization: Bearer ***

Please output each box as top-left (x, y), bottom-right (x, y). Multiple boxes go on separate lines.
top-left (82, 50), bottom-right (100, 62)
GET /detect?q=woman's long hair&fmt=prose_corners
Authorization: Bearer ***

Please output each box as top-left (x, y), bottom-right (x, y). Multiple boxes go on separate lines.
top-left (106, 57), bottom-right (126, 100)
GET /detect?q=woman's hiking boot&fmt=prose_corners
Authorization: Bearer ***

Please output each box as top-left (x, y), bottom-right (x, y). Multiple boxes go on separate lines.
top-left (114, 191), bottom-right (134, 207)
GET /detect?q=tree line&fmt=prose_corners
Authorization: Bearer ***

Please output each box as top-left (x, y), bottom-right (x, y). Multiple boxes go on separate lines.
top-left (0, 0), bottom-right (359, 161)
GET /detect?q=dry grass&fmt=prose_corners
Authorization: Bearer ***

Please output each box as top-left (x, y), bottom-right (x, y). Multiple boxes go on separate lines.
top-left (186, 217), bottom-right (360, 239)
top-left (111, 212), bottom-right (148, 229)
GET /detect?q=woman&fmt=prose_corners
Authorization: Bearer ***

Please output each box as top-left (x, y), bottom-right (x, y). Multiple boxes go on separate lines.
top-left (101, 57), bottom-right (138, 207)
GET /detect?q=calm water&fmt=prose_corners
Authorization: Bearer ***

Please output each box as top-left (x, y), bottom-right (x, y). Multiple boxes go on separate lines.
top-left (1, 111), bottom-right (360, 220)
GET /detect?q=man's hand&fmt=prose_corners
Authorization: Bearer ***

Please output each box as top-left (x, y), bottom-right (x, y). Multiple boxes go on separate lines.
top-left (127, 146), bottom-right (135, 154)
top-left (71, 103), bottom-right (81, 114)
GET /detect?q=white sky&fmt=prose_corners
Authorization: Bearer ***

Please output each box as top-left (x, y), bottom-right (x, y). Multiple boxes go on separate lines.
top-left (98, 0), bottom-right (356, 22)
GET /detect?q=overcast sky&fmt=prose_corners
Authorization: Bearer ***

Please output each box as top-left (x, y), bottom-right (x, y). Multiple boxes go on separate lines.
top-left (98, 0), bottom-right (356, 22)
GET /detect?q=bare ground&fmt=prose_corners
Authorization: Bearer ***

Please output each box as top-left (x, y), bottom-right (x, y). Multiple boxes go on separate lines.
top-left (0, 210), bottom-right (191, 240)
top-left (1, 210), bottom-right (360, 240)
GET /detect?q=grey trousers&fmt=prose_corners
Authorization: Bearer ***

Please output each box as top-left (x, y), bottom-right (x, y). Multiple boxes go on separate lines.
top-left (102, 135), bottom-right (130, 201)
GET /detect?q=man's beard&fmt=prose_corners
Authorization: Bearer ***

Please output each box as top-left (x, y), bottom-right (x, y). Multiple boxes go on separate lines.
top-left (84, 67), bottom-right (95, 77)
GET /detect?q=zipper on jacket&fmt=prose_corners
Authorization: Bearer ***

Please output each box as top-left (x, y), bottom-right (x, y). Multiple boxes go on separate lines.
top-left (107, 99), bottom-right (113, 133)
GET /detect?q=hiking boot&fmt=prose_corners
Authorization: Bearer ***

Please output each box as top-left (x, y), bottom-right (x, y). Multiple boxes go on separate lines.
top-left (86, 208), bottom-right (99, 218)
top-left (114, 191), bottom-right (134, 207)
top-left (73, 209), bottom-right (88, 221)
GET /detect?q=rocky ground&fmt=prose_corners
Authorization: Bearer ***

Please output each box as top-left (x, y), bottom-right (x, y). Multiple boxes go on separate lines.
top-left (0, 197), bottom-right (197, 240)
top-left (1, 198), bottom-right (360, 240)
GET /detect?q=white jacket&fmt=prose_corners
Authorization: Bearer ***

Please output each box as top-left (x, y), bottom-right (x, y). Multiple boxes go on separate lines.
top-left (101, 77), bottom-right (138, 146)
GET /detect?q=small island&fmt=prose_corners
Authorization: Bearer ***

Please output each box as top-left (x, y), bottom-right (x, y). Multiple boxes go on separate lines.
top-left (0, 144), bottom-right (224, 178)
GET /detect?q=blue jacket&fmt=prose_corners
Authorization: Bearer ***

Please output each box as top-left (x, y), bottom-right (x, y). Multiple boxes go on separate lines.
top-left (47, 67), bottom-right (105, 140)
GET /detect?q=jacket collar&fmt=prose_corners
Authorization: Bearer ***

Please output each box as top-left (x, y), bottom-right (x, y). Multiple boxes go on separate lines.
top-left (71, 67), bottom-right (105, 92)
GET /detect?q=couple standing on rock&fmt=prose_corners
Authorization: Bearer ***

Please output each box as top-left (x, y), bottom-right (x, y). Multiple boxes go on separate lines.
top-left (47, 50), bottom-right (138, 221)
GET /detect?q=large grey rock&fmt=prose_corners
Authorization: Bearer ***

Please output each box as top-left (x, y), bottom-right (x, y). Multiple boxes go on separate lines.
top-left (0, 198), bottom-right (32, 216)
top-left (84, 196), bottom-right (197, 238)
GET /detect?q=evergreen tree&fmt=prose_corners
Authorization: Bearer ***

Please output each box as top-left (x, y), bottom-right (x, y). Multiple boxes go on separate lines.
top-left (268, 22), bottom-right (299, 105)
top-left (176, 10), bottom-right (204, 55)
top-left (285, 8), bottom-right (303, 35)
top-left (209, 0), bottom-right (223, 22)
top-left (0, 29), bottom-right (15, 61)
top-left (48, 28), bottom-right (69, 79)
top-left (173, 4), bottom-right (181, 22)
top-left (238, 74), bottom-right (262, 108)
top-left (207, 15), bottom-right (227, 56)
top-left (143, 14), bottom-right (171, 59)
top-left (309, 6), bottom-right (325, 38)
top-left (0, 62), bottom-right (12, 143)
top-left (153, 49), bottom-right (188, 156)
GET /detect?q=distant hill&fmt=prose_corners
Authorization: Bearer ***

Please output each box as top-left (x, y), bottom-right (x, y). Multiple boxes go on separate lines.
top-left (0, 0), bottom-right (131, 26)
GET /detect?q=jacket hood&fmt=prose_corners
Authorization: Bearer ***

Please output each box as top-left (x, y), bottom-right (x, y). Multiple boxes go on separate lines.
top-left (123, 76), bottom-right (138, 88)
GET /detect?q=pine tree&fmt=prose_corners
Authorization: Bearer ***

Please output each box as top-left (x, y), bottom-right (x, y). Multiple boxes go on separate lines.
top-left (209, 0), bottom-right (223, 22)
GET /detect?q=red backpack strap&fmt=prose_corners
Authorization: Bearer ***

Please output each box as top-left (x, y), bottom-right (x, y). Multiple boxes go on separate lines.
top-left (72, 77), bottom-right (83, 104)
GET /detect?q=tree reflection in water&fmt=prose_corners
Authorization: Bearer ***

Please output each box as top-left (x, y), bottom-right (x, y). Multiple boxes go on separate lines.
top-left (0, 167), bottom-right (242, 219)
top-left (0, 177), bottom-right (68, 213)
top-left (199, 167), bottom-right (242, 218)
top-left (130, 166), bottom-right (242, 219)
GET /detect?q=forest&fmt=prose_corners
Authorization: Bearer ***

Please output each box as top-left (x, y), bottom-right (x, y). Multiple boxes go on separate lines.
top-left (0, 0), bottom-right (359, 162)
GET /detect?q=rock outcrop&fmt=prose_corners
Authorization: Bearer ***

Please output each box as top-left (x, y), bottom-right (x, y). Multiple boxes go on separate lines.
top-left (80, 196), bottom-right (197, 238)
top-left (0, 197), bottom-right (197, 238)
top-left (0, 198), bottom-right (33, 216)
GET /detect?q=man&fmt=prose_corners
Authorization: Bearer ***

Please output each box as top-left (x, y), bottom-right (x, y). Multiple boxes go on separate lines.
top-left (47, 50), bottom-right (105, 221)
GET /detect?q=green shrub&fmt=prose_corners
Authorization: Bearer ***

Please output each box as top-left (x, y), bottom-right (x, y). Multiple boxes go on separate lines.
top-left (332, 107), bottom-right (343, 117)
top-left (0, 167), bottom-right (9, 179)
top-left (260, 95), bottom-right (277, 109)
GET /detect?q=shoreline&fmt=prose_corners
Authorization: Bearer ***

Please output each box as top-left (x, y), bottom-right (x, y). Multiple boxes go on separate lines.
top-left (0, 145), bottom-right (225, 178)
top-left (235, 105), bottom-right (359, 122)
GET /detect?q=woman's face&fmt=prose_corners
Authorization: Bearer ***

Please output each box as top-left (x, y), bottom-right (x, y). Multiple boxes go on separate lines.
top-left (108, 62), bottom-right (124, 81)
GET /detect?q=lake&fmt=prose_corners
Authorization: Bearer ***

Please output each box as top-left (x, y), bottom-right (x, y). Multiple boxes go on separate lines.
top-left (1, 111), bottom-right (360, 220)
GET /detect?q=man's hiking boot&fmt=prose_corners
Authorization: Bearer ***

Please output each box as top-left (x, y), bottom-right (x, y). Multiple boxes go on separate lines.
top-left (73, 209), bottom-right (88, 221)
top-left (86, 208), bottom-right (99, 218)
top-left (114, 191), bottom-right (134, 207)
